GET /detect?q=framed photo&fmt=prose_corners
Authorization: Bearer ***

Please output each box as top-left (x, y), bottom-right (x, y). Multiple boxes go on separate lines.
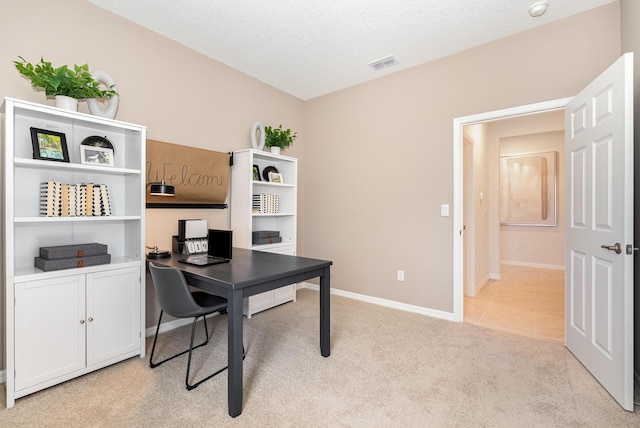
top-left (268, 172), bottom-right (283, 183)
top-left (499, 151), bottom-right (557, 226)
top-left (80, 145), bottom-right (114, 167)
top-left (30, 127), bottom-right (69, 162)
top-left (253, 165), bottom-right (261, 181)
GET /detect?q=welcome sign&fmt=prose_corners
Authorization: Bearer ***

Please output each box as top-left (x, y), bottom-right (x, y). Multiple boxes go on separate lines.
top-left (146, 139), bottom-right (230, 207)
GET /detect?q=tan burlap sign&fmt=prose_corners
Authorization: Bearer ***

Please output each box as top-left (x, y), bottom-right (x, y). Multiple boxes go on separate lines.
top-left (146, 139), bottom-right (229, 206)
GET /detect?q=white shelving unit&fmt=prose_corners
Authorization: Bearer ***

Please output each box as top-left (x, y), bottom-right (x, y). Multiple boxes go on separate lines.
top-left (2, 97), bottom-right (147, 408)
top-left (231, 149), bottom-right (297, 317)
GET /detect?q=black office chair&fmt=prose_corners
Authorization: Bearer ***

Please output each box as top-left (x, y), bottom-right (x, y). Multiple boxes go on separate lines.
top-left (148, 262), bottom-right (232, 390)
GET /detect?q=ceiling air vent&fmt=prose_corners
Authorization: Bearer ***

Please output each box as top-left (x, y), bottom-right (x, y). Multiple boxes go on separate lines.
top-left (368, 55), bottom-right (399, 71)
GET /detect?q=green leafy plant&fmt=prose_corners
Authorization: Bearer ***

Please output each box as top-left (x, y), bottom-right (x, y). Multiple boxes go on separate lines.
top-left (264, 124), bottom-right (297, 149)
top-left (14, 56), bottom-right (118, 100)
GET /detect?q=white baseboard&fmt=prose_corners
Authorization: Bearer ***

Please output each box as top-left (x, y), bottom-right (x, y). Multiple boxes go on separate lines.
top-left (298, 282), bottom-right (456, 322)
top-left (500, 260), bottom-right (565, 271)
top-left (489, 273), bottom-right (501, 280)
top-left (145, 282), bottom-right (457, 339)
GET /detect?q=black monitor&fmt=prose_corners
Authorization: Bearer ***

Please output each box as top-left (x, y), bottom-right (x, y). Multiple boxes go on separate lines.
top-left (208, 229), bottom-right (232, 259)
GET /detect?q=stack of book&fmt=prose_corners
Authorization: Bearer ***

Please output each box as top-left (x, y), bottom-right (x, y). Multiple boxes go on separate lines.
top-left (40, 181), bottom-right (112, 217)
top-left (35, 242), bottom-right (111, 271)
top-left (40, 181), bottom-right (62, 216)
top-left (252, 193), bottom-right (279, 214)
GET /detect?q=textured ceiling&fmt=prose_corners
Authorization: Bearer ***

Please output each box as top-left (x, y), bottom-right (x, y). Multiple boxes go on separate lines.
top-left (88, 0), bottom-right (617, 100)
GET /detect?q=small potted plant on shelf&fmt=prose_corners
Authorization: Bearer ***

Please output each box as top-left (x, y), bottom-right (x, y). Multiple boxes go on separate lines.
top-left (264, 124), bottom-right (297, 155)
top-left (13, 56), bottom-right (118, 111)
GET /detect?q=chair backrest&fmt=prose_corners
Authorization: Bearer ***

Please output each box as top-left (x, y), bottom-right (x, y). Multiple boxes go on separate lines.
top-left (149, 262), bottom-right (204, 318)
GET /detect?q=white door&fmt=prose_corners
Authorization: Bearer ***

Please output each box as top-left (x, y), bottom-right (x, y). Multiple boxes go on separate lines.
top-left (86, 267), bottom-right (141, 366)
top-left (565, 53), bottom-right (634, 411)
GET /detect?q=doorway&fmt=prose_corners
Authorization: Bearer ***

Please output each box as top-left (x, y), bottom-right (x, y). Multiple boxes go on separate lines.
top-left (460, 109), bottom-right (567, 342)
top-left (452, 98), bottom-right (571, 322)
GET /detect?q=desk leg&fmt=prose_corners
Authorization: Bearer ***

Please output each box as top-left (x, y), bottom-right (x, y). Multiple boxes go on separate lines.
top-left (228, 290), bottom-right (244, 417)
top-left (320, 266), bottom-right (331, 357)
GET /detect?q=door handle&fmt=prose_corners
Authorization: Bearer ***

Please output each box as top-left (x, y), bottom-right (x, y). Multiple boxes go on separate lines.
top-left (601, 243), bottom-right (622, 254)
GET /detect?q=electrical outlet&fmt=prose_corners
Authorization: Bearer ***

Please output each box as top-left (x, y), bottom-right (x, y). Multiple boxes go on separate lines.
top-left (515, 243), bottom-right (521, 251)
top-left (397, 270), bottom-right (405, 282)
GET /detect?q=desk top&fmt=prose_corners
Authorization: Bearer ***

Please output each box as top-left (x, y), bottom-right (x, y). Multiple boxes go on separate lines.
top-left (150, 248), bottom-right (332, 291)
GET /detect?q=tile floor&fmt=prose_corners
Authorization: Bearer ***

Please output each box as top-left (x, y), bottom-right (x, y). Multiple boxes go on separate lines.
top-left (464, 265), bottom-right (564, 343)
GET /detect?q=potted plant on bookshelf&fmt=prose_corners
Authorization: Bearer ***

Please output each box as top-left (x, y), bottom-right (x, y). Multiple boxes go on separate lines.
top-left (13, 56), bottom-right (118, 112)
top-left (264, 124), bottom-right (297, 155)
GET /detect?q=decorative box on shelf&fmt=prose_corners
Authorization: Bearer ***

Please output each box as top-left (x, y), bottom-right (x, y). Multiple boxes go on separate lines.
top-left (35, 242), bottom-right (111, 271)
top-left (252, 230), bottom-right (282, 245)
top-left (39, 242), bottom-right (107, 259)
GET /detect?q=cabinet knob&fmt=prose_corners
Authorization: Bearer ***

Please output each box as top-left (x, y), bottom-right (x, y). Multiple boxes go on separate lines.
top-left (88, 317), bottom-right (94, 322)
top-left (80, 319), bottom-right (85, 324)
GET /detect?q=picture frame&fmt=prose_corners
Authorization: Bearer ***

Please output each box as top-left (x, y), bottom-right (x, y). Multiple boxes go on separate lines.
top-left (30, 127), bottom-right (69, 162)
top-left (268, 172), bottom-right (283, 183)
top-left (253, 165), bottom-right (261, 181)
top-left (499, 151), bottom-right (557, 226)
top-left (80, 145), bottom-right (114, 167)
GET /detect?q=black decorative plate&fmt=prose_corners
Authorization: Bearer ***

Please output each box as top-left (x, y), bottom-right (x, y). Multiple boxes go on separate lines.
top-left (81, 135), bottom-right (115, 155)
top-left (262, 165), bottom-right (279, 181)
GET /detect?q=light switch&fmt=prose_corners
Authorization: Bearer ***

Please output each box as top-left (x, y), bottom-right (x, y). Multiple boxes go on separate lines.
top-left (441, 204), bottom-right (449, 217)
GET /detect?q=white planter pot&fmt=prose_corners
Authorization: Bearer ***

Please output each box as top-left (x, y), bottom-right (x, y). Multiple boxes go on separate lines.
top-left (270, 147), bottom-right (281, 155)
top-left (55, 95), bottom-right (78, 111)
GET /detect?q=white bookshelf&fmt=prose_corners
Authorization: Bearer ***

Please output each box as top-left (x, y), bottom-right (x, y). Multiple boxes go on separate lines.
top-left (2, 97), bottom-right (146, 408)
top-left (231, 149), bottom-right (298, 317)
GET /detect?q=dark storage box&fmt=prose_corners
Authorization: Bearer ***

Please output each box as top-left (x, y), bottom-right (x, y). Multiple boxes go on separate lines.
top-left (252, 230), bottom-right (280, 239)
top-left (252, 237), bottom-right (282, 245)
top-left (35, 254), bottom-right (112, 271)
top-left (39, 243), bottom-right (108, 260)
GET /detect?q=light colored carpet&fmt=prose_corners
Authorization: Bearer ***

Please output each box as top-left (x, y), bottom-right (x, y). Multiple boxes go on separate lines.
top-left (1, 288), bottom-right (638, 427)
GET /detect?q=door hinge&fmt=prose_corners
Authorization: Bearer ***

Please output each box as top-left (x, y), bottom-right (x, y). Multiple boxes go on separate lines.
top-left (626, 244), bottom-right (639, 255)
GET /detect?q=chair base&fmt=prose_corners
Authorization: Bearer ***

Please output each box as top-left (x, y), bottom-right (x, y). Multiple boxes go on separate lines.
top-left (150, 310), bottom-right (244, 390)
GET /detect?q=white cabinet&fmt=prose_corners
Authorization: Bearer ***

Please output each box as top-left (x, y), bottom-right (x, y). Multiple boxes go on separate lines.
top-left (14, 267), bottom-right (140, 394)
top-left (14, 275), bottom-right (86, 391)
top-left (231, 149), bottom-right (297, 318)
top-left (2, 98), bottom-right (146, 408)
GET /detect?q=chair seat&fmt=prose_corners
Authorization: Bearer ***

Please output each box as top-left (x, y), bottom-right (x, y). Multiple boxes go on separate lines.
top-left (192, 291), bottom-right (227, 313)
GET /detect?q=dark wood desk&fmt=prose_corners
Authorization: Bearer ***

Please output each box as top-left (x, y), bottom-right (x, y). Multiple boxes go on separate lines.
top-left (153, 248), bottom-right (332, 417)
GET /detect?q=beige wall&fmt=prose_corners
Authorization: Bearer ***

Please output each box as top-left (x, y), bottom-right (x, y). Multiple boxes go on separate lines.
top-left (302, 4), bottom-right (621, 312)
top-left (0, 1), bottom-right (627, 372)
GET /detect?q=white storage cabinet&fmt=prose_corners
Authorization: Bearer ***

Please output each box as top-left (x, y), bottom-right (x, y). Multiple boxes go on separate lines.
top-left (2, 98), bottom-right (147, 408)
top-left (231, 149), bottom-right (297, 318)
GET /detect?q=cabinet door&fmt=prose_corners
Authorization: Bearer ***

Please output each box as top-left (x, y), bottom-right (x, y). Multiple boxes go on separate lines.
top-left (86, 267), bottom-right (140, 366)
top-left (14, 275), bottom-right (86, 391)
